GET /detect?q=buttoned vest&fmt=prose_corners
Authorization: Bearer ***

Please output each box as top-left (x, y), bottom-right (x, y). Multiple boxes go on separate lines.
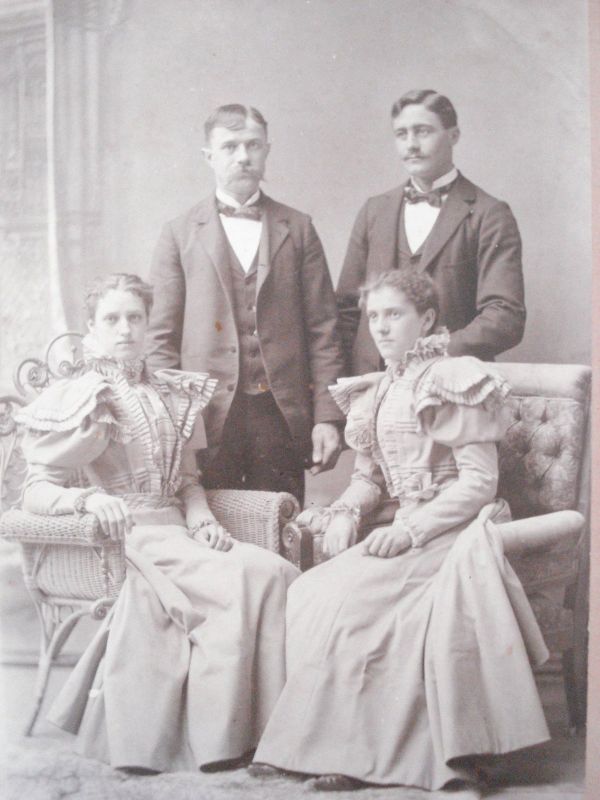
top-left (226, 241), bottom-right (270, 395)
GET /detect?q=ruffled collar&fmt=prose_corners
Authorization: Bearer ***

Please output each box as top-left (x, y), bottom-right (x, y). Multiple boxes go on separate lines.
top-left (385, 329), bottom-right (450, 379)
top-left (82, 334), bottom-right (146, 385)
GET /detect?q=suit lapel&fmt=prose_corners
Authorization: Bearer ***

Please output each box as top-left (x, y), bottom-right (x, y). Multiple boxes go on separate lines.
top-left (373, 186), bottom-right (404, 273)
top-left (193, 195), bottom-right (234, 300)
top-left (257, 195), bottom-right (290, 297)
top-left (418, 174), bottom-right (476, 272)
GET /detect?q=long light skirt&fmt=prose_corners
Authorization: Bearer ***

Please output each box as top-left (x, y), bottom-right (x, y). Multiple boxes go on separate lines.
top-left (253, 502), bottom-right (550, 790)
top-left (47, 506), bottom-right (299, 772)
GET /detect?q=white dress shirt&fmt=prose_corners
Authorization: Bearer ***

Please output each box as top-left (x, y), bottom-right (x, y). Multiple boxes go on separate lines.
top-left (404, 167), bottom-right (458, 254)
top-left (216, 188), bottom-right (263, 272)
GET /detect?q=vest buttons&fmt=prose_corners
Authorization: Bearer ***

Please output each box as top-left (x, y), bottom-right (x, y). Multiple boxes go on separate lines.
top-left (230, 346), bottom-right (237, 353)
top-left (227, 384), bottom-right (235, 392)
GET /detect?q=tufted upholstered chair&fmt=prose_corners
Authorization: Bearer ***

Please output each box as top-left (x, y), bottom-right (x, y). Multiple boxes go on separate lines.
top-left (0, 334), bottom-right (302, 736)
top-left (288, 362), bottom-right (590, 731)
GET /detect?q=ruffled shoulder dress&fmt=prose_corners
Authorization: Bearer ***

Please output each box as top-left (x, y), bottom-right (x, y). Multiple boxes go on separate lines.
top-left (17, 343), bottom-right (299, 772)
top-left (253, 333), bottom-right (550, 790)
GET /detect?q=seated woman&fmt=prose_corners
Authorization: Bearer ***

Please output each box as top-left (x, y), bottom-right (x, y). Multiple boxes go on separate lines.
top-left (17, 273), bottom-right (299, 773)
top-left (250, 268), bottom-right (549, 792)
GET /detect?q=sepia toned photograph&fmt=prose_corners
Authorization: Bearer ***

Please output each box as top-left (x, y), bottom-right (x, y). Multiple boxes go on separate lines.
top-left (0, 1), bottom-right (595, 798)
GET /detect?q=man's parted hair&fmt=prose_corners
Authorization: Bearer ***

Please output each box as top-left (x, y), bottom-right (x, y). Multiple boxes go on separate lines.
top-left (85, 273), bottom-right (154, 320)
top-left (391, 90), bottom-right (458, 130)
top-left (204, 104), bottom-right (268, 142)
top-left (359, 268), bottom-right (440, 322)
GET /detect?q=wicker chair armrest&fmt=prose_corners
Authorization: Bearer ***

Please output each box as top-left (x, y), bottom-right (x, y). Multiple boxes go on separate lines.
top-left (205, 489), bottom-right (299, 554)
top-left (497, 510), bottom-right (584, 556)
top-left (0, 508), bottom-right (105, 545)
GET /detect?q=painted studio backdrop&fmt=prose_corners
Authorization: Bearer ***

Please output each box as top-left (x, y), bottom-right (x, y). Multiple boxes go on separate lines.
top-left (0, 0), bottom-right (590, 392)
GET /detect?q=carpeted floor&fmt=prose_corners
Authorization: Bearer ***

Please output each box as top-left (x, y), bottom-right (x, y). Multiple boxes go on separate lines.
top-left (0, 669), bottom-right (585, 800)
top-left (0, 731), bottom-right (585, 800)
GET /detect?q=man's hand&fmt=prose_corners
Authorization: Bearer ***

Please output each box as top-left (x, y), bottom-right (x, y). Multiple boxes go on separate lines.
top-left (323, 514), bottom-right (357, 558)
top-left (84, 493), bottom-right (133, 541)
top-left (310, 422), bottom-right (342, 475)
top-left (362, 525), bottom-right (412, 558)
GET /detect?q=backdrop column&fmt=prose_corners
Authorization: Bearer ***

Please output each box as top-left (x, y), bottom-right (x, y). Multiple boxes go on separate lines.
top-left (50, 0), bottom-right (128, 330)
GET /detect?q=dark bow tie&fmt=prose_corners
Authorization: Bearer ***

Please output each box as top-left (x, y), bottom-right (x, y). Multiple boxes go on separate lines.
top-left (216, 198), bottom-right (263, 220)
top-left (403, 183), bottom-right (452, 208)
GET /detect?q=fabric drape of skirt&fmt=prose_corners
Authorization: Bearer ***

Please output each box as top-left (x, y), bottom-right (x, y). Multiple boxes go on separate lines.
top-left (47, 505), bottom-right (299, 772)
top-left (253, 500), bottom-right (550, 790)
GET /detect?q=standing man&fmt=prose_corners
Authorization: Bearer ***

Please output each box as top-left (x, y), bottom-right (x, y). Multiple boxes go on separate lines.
top-left (146, 104), bottom-right (343, 503)
top-left (337, 89), bottom-right (526, 374)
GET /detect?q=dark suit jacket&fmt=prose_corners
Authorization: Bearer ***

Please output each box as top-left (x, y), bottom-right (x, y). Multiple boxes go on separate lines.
top-left (337, 173), bottom-right (526, 373)
top-left (145, 193), bottom-right (344, 458)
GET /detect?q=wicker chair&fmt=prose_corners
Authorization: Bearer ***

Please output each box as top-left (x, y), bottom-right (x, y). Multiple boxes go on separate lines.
top-left (287, 362), bottom-right (590, 731)
top-left (0, 334), bottom-right (304, 736)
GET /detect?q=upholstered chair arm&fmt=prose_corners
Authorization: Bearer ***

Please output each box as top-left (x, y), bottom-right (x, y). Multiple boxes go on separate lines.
top-left (496, 510), bottom-right (584, 556)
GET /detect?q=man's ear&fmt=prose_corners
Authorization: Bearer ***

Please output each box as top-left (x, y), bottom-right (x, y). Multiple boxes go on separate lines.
top-left (202, 147), bottom-right (212, 167)
top-left (449, 126), bottom-right (460, 146)
top-left (87, 318), bottom-right (94, 334)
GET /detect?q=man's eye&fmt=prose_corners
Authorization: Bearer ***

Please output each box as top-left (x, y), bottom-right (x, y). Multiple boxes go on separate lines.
top-left (391, 310), bottom-right (402, 318)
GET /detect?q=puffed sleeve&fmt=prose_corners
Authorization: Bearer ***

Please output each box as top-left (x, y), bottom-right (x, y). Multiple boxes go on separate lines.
top-left (16, 373), bottom-right (115, 515)
top-left (398, 357), bottom-right (511, 546)
top-left (327, 373), bottom-right (387, 519)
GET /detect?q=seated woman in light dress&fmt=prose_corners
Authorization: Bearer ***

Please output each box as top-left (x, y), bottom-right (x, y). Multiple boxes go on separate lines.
top-left (17, 273), bottom-right (299, 773)
top-left (250, 268), bottom-right (549, 792)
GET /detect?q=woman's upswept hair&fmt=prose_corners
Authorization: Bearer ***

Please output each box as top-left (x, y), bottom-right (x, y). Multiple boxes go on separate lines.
top-left (84, 273), bottom-right (154, 320)
top-left (358, 268), bottom-right (440, 322)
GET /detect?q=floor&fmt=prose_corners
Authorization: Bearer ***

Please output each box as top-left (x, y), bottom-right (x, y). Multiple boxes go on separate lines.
top-left (0, 661), bottom-right (586, 800)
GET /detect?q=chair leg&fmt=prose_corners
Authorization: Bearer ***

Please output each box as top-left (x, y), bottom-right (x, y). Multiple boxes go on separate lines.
top-left (24, 605), bottom-right (88, 737)
top-left (562, 648), bottom-right (585, 733)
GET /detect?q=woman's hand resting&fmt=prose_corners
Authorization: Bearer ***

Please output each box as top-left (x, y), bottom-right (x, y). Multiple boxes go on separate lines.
top-left (84, 493), bottom-right (133, 541)
top-left (189, 518), bottom-right (233, 552)
top-left (362, 524), bottom-right (412, 558)
top-left (323, 514), bottom-right (357, 558)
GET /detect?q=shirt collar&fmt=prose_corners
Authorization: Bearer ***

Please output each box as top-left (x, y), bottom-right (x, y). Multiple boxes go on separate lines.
top-left (215, 188), bottom-right (262, 210)
top-left (410, 166), bottom-right (458, 193)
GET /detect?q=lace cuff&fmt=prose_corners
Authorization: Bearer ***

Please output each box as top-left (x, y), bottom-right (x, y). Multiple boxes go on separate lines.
top-left (329, 502), bottom-right (361, 530)
top-left (393, 511), bottom-right (427, 549)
